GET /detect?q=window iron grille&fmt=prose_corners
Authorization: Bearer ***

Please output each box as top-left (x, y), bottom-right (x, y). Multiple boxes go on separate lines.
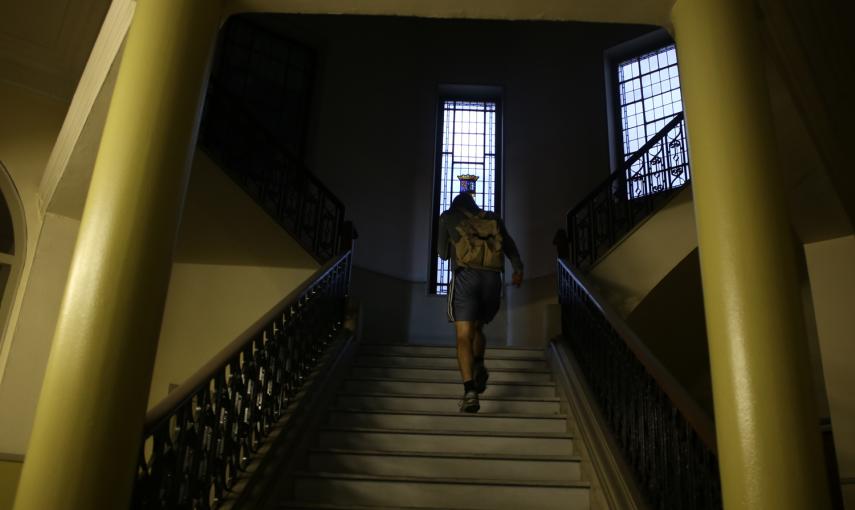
top-left (617, 44), bottom-right (690, 198)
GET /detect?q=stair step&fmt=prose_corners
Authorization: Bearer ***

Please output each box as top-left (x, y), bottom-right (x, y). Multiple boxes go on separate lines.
top-left (350, 366), bottom-right (552, 383)
top-left (327, 409), bottom-right (567, 434)
top-left (335, 393), bottom-right (561, 415)
top-left (359, 343), bottom-right (545, 360)
top-left (354, 354), bottom-right (547, 370)
top-left (282, 503), bottom-right (471, 510)
top-left (342, 377), bottom-right (557, 398)
top-left (307, 448), bottom-right (582, 482)
top-left (291, 471), bottom-right (590, 510)
top-left (316, 427), bottom-right (575, 456)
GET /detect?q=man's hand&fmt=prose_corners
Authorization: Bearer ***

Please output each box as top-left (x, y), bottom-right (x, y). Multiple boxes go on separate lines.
top-left (512, 271), bottom-right (523, 288)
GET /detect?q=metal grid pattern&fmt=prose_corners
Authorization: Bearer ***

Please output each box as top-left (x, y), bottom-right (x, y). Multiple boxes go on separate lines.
top-left (618, 44), bottom-right (688, 198)
top-left (435, 100), bottom-right (498, 295)
top-left (214, 17), bottom-right (315, 159)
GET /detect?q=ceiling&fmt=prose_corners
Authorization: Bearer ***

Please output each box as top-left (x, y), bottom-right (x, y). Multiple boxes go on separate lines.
top-left (0, 0), bottom-right (111, 100)
top-left (227, 0), bottom-right (676, 27)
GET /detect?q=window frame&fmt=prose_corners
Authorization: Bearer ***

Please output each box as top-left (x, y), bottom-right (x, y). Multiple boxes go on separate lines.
top-left (604, 29), bottom-right (678, 174)
top-left (0, 160), bottom-right (27, 381)
top-left (427, 85), bottom-right (504, 296)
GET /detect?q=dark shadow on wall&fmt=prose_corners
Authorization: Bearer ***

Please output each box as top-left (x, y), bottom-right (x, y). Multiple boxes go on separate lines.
top-left (626, 249), bottom-right (715, 418)
top-left (173, 151), bottom-right (319, 269)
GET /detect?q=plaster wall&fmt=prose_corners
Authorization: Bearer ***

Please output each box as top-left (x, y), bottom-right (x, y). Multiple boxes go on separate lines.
top-left (0, 81), bottom-right (68, 381)
top-left (804, 235), bottom-right (855, 494)
top-left (252, 15), bottom-right (654, 344)
top-left (0, 456), bottom-right (22, 510)
top-left (148, 151), bottom-right (319, 408)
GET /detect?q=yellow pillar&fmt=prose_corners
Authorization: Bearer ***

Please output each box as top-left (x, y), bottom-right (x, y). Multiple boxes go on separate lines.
top-left (13, 1), bottom-right (222, 509)
top-left (671, 1), bottom-right (831, 509)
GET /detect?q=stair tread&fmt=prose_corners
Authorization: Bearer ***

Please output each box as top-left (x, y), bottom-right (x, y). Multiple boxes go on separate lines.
top-left (281, 502), bottom-right (479, 510)
top-left (330, 407), bottom-right (567, 420)
top-left (359, 342), bottom-right (545, 352)
top-left (320, 425), bottom-right (574, 439)
top-left (352, 364), bottom-right (551, 374)
top-left (355, 353), bottom-right (546, 362)
top-left (309, 447), bottom-right (581, 463)
top-left (337, 391), bottom-right (560, 403)
top-left (291, 470), bottom-right (591, 488)
top-left (345, 376), bottom-right (555, 387)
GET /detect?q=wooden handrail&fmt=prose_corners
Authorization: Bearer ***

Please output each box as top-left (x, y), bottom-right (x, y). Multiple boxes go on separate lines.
top-left (144, 250), bottom-right (352, 434)
top-left (565, 111), bottom-right (685, 221)
top-left (558, 257), bottom-right (717, 452)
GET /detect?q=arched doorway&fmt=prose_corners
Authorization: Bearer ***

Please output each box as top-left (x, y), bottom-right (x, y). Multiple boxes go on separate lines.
top-left (0, 161), bottom-right (26, 356)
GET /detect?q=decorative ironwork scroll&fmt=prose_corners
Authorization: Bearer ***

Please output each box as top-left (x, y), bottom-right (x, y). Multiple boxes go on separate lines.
top-left (567, 112), bottom-right (688, 268)
top-left (132, 251), bottom-right (352, 509)
top-left (557, 257), bottom-right (721, 510)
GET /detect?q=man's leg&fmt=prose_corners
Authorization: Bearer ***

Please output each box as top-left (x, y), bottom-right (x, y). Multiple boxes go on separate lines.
top-left (455, 320), bottom-right (476, 383)
top-left (455, 320), bottom-right (480, 412)
top-left (473, 324), bottom-right (485, 358)
top-left (472, 324), bottom-right (489, 393)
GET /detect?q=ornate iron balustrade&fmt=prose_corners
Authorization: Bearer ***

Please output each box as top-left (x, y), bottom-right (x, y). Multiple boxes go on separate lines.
top-left (199, 81), bottom-right (345, 263)
top-left (557, 257), bottom-right (721, 510)
top-left (567, 112), bottom-right (688, 268)
top-left (132, 251), bottom-right (353, 509)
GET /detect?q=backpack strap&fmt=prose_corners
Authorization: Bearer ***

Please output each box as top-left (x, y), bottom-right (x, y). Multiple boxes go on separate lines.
top-left (460, 208), bottom-right (486, 219)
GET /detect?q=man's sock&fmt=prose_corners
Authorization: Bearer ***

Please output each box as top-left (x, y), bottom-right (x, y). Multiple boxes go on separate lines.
top-left (473, 355), bottom-right (484, 366)
top-left (463, 380), bottom-right (476, 393)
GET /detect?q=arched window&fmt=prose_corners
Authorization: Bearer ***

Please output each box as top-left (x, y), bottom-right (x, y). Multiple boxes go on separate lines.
top-left (0, 161), bottom-right (25, 354)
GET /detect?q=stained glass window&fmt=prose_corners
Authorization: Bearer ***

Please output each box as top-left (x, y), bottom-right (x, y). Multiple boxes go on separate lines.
top-left (433, 100), bottom-right (499, 295)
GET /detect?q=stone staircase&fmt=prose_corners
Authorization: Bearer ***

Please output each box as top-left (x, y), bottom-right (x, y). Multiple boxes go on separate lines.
top-left (280, 342), bottom-right (591, 510)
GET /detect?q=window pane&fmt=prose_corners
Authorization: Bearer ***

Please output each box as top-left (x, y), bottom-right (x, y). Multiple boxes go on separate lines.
top-left (617, 43), bottom-right (690, 199)
top-left (0, 189), bottom-right (13, 255)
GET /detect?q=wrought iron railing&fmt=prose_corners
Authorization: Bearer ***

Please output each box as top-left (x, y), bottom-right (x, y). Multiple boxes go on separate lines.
top-left (567, 112), bottom-right (689, 268)
top-left (557, 257), bottom-right (721, 509)
top-left (199, 81), bottom-right (345, 263)
top-left (132, 250), bottom-right (353, 509)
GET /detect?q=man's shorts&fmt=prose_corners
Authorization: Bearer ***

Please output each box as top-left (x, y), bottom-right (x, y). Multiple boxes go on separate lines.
top-left (447, 267), bottom-right (502, 323)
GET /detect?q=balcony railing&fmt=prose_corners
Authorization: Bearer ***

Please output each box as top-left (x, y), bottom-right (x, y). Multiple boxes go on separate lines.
top-left (567, 112), bottom-right (689, 268)
top-left (132, 250), bottom-right (353, 509)
top-left (557, 257), bottom-right (722, 509)
top-left (199, 81), bottom-right (345, 263)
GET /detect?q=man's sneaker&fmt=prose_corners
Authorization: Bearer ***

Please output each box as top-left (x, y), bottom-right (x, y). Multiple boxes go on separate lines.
top-left (473, 364), bottom-right (490, 394)
top-left (459, 390), bottom-right (480, 413)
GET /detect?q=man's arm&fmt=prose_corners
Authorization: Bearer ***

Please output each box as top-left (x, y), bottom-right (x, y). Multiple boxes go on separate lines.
top-left (499, 220), bottom-right (524, 286)
top-left (437, 214), bottom-right (450, 260)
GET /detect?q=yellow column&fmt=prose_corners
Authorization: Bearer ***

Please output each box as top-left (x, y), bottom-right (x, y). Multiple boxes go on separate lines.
top-left (13, 1), bottom-right (222, 509)
top-left (671, 1), bottom-right (831, 509)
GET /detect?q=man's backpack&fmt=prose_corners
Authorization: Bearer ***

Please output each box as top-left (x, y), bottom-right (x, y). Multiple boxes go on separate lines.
top-left (453, 209), bottom-right (504, 271)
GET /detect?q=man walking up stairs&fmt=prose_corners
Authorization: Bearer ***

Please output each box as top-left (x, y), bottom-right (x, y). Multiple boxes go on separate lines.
top-left (280, 341), bottom-right (591, 509)
top-left (437, 189), bottom-right (525, 413)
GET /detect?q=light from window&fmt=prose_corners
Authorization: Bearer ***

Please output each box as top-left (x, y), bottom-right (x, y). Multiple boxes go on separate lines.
top-left (434, 100), bottom-right (497, 295)
top-left (618, 44), bottom-right (690, 198)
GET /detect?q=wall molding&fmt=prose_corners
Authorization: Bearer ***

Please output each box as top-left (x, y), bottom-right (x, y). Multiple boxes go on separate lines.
top-left (37, 0), bottom-right (135, 217)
